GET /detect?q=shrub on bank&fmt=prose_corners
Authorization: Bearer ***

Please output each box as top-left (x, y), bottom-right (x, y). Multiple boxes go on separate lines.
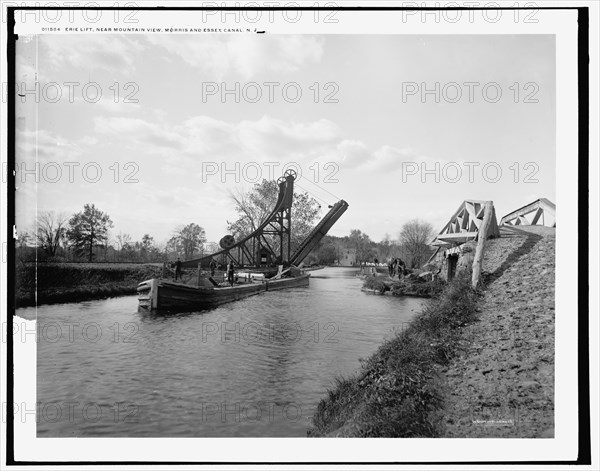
top-left (15, 263), bottom-right (163, 307)
top-left (362, 276), bottom-right (391, 293)
top-left (309, 271), bottom-right (479, 437)
top-left (362, 276), bottom-right (445, 298)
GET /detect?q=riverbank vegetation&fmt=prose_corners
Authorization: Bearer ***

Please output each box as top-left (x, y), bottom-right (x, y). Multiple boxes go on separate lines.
top-left (308, 271), bottom-right (479, 437)
top-left (16, 262), bottom-right (162, 307)
top-left (362, 275), bottom-right (445, 298)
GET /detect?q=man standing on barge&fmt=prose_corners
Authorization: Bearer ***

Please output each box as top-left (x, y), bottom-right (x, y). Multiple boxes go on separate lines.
top-left (227, 260), bottom-right (235, 287)
top-left (174, 257), bottom-right (182, 281)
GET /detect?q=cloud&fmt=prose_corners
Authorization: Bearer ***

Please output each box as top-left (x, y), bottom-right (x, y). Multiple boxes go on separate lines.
top-left (313, 141), bottom-right (420, 172)
top-left (368, 145), bottom-right (420, 172)
top-left (16, 129), bottom-right (86, 164)
top-left (146, 35), bottom-right (325, 80)
top-left (93, 98), bottom-right (142, 113)
top-left (40, 35), bottom-right (144, 72)
top-left (94, 116), bottom-right (183, 150)
top-left (333, 140), bottom-right (372, 168)
top-left (94, 114), bottom-right (341, 165)
top-left (237, 116), bottom-right (340, 158)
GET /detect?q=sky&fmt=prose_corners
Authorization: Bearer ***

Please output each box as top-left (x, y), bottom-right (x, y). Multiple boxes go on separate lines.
top-left (14, 33), bottom-right (555, 247)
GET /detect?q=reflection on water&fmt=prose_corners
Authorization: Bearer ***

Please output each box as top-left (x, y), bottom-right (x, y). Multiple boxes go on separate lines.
top-left (18, 267), bottom-right (424, 437)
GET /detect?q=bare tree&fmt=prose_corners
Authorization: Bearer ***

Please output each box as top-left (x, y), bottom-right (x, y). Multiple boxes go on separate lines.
top-left (36, 211), bottom-right (68, 257)
top-left (398, 219), bottom-right (434, 268)
top-left (116, 232), bottom-right (132, 250)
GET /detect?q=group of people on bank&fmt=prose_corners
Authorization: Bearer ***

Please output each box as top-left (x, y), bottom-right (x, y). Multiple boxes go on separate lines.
top-left (388, 257), bottom-right (407, 278)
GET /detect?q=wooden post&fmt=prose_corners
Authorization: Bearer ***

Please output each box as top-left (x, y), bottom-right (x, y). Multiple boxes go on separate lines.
top-left (162, 262), bottom-right (166, 279)
top-left (197, 263), bottom-right (202, 287)
top-left (471, 201), bottom-right (493, 289)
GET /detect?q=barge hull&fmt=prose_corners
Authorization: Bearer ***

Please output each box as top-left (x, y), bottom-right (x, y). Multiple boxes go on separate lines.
top-left (138, 274), bottom-right (310, 311)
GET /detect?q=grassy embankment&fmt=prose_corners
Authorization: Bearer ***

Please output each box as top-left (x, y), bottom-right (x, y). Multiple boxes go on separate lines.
top-left (309, 271), bottom-right (479, 437)
top-left (16, 262), bottom-right (163, 307)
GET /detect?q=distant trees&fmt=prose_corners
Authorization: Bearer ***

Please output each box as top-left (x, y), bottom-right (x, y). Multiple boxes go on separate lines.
top-left (318, 243), bottom-right (338, 265)
top-left (168, 223), bottom-right (206, 259)
top-left (310, 225), bottom-right (435, 268)
top-left (16, 230), bottom-right (31, 250)
top-left (36, 211), bottom-right (68, 257)
top-left (204, 241), bottom-right (220, 255)
top-left (378, 233), bottom-right (395, 261)
top-left (348, 229), bottom-right (376, 264)
top-left (110, 232), bottom-right (163, 262)
top-left (15, 229), bottom-right (33, 261)
top-left (67, 204), bottom-right (113, 262)
top-left (17, 204), bottom-right (196, 263)
top-left (398, 219), bottom-right (434, 268)
top-left (115, 232), bottom-right (132, 253)
top-left (140, 234), bottom-right (154, 260)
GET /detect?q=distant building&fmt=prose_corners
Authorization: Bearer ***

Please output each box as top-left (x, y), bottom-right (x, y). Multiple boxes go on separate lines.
top-left (337, 248), bottom-right (357, 266)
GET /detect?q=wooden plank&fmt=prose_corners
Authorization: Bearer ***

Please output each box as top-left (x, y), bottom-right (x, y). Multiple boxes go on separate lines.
top-left (207, 277), bottom-right (219, 287)
top-left (472, 201), bottom-right (493, 289)
top-left (436, 231), bottom-right (479, 241)
top-left (270, 267), bottom-right (291, 280)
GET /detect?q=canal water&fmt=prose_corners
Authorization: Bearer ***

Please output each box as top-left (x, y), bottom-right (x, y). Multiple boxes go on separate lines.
top-left (18, 267), bottom-right (424, 437)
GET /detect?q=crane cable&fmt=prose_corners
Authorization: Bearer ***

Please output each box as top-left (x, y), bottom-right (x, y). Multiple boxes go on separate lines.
top-left (297, 174), bottom-right (343, 203)
top-left (294, 182), bottom-right (331, 207)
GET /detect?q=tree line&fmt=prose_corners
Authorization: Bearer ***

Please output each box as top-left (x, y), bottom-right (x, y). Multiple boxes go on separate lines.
top-left (16, 179), bottom-right (323, 264)
top-left (16, 181), bottom-right (436, 268)
top-left (313, 219), bottom-right (435, 269)
top-left (17, 203), bottom-right (208, 263)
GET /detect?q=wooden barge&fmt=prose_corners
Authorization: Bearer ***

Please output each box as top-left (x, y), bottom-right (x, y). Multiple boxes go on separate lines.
top-left (137, 273), bottom-right (310, 311)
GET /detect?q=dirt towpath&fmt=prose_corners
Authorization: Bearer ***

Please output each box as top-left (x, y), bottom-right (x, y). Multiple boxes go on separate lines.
top-left (441, 226), bottom-right (555, 438)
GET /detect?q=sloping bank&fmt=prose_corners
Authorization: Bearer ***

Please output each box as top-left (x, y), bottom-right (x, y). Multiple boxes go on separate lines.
top-left (16, 263), bottom-right (163, 307)
top-left (308, 226), bottom-right (554, 437)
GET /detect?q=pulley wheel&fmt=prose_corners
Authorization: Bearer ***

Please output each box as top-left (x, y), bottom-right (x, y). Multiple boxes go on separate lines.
top-left (219, 235), bottom-right (236, 249)
top-left (284, 169), bottom-right (297, 180)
